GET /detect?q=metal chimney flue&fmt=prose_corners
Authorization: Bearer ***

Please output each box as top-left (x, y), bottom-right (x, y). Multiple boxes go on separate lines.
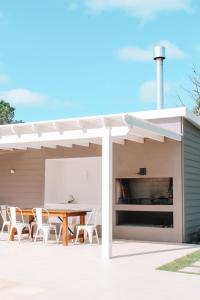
top-left (153, 46), bottom-right (165, 110)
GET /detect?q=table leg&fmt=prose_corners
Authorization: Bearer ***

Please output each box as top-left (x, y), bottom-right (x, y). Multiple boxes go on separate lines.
top-left (79, 215), bottom-right (85, 243)
top-left (28, 216), bottom-right (34, 239)
top-left (62, 216), bottom-right (68, 246)
top-left (9, 227), bottom-right (15, 241)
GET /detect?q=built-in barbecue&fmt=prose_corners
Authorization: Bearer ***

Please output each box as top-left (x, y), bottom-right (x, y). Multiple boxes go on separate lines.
top-left (117, 177), bottom-right (173, 205)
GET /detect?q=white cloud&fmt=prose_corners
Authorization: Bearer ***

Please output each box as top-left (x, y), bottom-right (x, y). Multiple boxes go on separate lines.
top-left (118, 47), bottom-right (152, 61)
top-left (117, 40), bottom-right (186, 62)
top-left (47, 98), bottom-right (79, 109)
top-left (139, 80), bottom-right (171, 102)
top-left (85, 0), bottom-right (191, 20)
top-left (0, 74), bottom-right (10, 84)
top-left (0, 88), bottom-right (78, 110)
top-left (0, 89), bottom-right (47, 105)
top-left (157, 40), bottom-right (186, 59)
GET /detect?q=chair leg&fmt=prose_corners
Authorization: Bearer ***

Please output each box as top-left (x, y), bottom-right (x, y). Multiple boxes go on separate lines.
top-left (30, 223), bottom-right (34, 240)
top-left (87, 227), bottom-right (93, 245)
top-left (54, 227), bottom-right (57, 241)
top-left (34, 228), bottom-right (39, 242)
top-left (17, 227), bottom-right (23, 244)
top-left (8, 226), bottom-right (13, 241)
top-left (27, 225), bottom-right (32, 241)
top-left (75, 227), bottom-right (80, 243)
top-left (2, 223), bottom-right (5, 233)
top-left (57, 224), bottom-right (63, 243)
top-left (7, 225), bottom-right (10, 235)
top-left (2, 223), bottom-right (10, 234)
top-left (5, 224), bottom-right (10, 236)
top-left (43, 228), bottom-right (49, 244)
top-left (94, 228), bottom-right (100, 244)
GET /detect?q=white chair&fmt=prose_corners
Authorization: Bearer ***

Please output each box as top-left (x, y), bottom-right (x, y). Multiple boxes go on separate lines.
top-left (0, 205), bottom-right (10, 233)
top-left (57, 216), bottom-right (77, 243)
top-left (33, 208), bottom-right (57, 244)
top-left (7, 207), bottom-right (31, 243)
top-left (75, 210), bottom-right (100, 245)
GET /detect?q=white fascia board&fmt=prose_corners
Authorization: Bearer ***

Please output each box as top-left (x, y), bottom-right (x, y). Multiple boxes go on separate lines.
top-left (130, 107), bottom-right (200, 132)
top-left (124, 114), bottom-right (182, 141)
top-left (0, 106), bottom-right (198, 137)
top-left (129, 107), bottom-right (187, 120)
top-left (0, 106), bottom-right (197, 139)
top-left (0, 107), bottom-right (184, 135)
top-left (0, 128), bottom-right (103, 145)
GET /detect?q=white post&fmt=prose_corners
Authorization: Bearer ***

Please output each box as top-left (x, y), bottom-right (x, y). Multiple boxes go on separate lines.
top-left (153, 46), bottom-right (166, 110)
top-left (101, 127), bottom-right (113, 259)
top-left (156, 58), bottom-right (164, 110)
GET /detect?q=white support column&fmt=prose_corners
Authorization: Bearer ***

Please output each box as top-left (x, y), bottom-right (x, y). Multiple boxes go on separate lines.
top-left (101, 127), bottom-right (113, 259)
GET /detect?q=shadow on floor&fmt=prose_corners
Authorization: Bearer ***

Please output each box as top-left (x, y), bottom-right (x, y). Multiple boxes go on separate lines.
top-left (112, 241), bottom-right (199, 259)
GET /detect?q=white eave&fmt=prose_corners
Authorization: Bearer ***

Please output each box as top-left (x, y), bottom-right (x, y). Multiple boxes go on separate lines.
top-left (130, 106), bottom-right (200, 129)
top-left (0, 107), bottom-right (185, 151)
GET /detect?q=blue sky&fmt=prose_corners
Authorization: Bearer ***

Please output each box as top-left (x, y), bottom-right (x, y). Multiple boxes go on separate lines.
top-left (0, 0), bottom-right (199, 121)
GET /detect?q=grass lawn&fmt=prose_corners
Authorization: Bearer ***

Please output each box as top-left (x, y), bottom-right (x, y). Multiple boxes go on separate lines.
top-left (157, 249), bottom-right (200, 273)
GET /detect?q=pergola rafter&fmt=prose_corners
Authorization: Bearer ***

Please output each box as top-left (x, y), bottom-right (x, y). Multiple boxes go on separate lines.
top-left (0, 113), bottom-right (181, 151)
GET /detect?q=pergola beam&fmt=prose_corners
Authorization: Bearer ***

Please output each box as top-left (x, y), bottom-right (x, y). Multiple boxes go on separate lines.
top-left (0, 113), bottom-right (181, 150)
top-left (55, 143), bottom-right (73, 148)
top-left (128, 127), bottom-right (164, 142)
top-left (125, 135), bottom-right (144, 143)
top-left (112, 138), bottom-right (125, 145)
top-left (123, 114), bottom-right (182, 141)
top-left (73, 141), bottom-right (90, 147)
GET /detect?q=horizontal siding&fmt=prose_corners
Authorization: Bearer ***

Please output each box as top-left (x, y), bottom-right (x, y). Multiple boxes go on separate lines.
top-left (184, 119), bottom-right (200, 241)
top-left (0, 145), bottom-right (101, 209)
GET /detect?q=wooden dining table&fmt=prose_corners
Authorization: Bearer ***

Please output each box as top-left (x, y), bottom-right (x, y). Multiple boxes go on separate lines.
top-left (11, 208), bottom-right (89, 246)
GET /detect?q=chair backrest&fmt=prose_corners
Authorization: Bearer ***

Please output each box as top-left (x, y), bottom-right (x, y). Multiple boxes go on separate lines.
top-left (32, 208), bottom-right (50, 227)
top-left (7, 207), bottom-right (24, 226)
top-left (0, 205), bottom-right (9, 222)
top-left (86, 210), bottom-right (98, 226)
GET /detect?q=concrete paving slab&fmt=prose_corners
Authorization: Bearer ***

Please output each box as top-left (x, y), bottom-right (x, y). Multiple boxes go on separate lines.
top-left (0, 240), bottom-right (199, 300)
top-left (0, 279), bottom-right (45, 299)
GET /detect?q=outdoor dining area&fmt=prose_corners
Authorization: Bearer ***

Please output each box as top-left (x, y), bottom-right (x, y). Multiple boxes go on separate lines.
top-left (0, 205), bottom-right (100, 245)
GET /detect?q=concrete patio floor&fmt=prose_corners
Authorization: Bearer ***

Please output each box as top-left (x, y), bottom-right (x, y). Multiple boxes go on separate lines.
top-left (0, 235), bottom-right (200, 300)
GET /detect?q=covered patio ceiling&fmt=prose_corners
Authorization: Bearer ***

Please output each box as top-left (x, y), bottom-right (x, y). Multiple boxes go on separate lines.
top-left (0, 111), bottom-right (183, 259)
top-left (0, 113), bottom-right (181, 151)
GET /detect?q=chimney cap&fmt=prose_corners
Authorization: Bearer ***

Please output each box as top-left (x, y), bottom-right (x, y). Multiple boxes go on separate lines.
top-left (153, 46), bottom-right (165, 60)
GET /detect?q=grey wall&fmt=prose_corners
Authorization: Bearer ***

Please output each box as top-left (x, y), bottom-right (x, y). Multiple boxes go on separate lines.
top-left (184, 119), bottom-right (200, 241)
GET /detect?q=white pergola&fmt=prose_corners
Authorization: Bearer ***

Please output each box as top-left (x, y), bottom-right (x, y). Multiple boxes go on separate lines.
top-left (0, 113), bottom-right (182, 259)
